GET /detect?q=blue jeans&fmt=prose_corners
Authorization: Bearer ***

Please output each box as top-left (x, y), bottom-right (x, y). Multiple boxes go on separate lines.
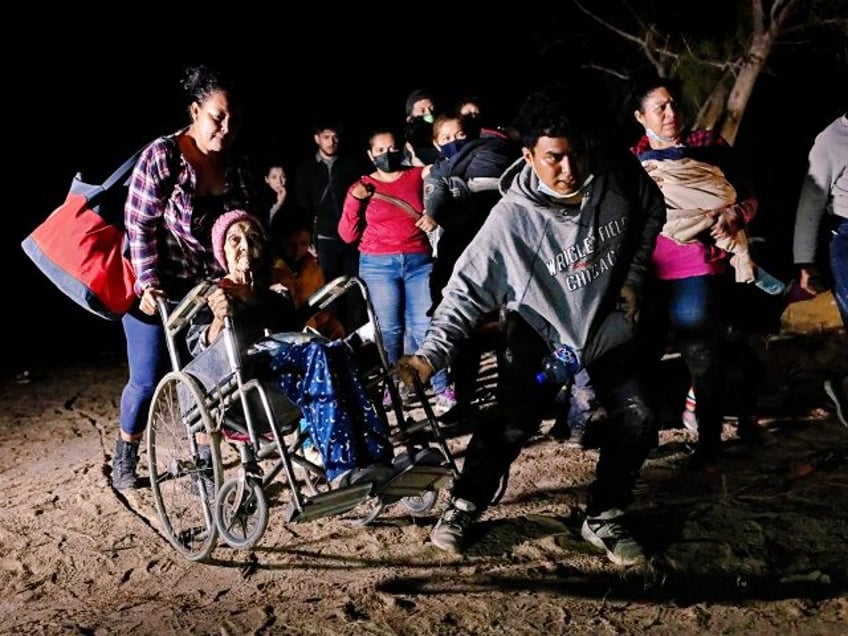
top-left (665, 275), bottom-right (713, 331)
top-left (830, 216), bottom-right (848, 327)
top-left (359, 252), bottom-right (434, 366)
top-left (120, 310), bottom-right (168, 437)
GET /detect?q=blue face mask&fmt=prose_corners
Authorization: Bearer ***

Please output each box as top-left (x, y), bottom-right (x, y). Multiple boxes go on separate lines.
top-left (439, 138), bottom-right (468, 159)
top-left (422, 113), bottom-right (434, 124)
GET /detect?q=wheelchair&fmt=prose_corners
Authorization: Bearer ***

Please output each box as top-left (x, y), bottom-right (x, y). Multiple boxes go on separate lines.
top-left (145, 275), bottom-right (457, 562)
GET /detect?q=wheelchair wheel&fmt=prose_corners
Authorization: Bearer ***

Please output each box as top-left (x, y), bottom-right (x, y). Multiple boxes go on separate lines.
top-left (214, 476), bottom-right (269, 550)
top-left (147, 371), bottom-right (222, 562)
top-left (349, 497), bottom-right (385, 526)
top-left (401, 490), bottom-right (438, 517)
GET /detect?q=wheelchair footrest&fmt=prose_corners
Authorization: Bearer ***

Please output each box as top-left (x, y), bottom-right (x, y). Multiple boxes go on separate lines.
top-left (378, 465), bottom-right (454, 500)
top-left (284, 482), bottom-right (374, 523)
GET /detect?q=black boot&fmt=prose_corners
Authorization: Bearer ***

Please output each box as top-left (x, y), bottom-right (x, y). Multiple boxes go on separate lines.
top-left (112, 438), bottom-right (139, 490)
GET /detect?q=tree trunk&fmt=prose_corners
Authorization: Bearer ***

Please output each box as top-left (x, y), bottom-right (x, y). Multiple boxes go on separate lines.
top-left (695, 70), bottom-right (734, 132)
top-left (720, 34), bottom-right (774, 145)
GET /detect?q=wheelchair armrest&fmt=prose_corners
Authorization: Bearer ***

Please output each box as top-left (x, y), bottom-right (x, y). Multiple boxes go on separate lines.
top-left (162, 280), bottom-right (216, 333)
top-left (303, 275), bottom-right (354, 312)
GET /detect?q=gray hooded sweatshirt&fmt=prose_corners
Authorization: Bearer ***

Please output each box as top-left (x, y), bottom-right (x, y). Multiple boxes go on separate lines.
top-left (417, 149), bottom-right (666, 370)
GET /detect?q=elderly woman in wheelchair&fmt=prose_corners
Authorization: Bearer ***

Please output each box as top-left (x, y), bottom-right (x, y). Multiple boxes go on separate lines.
top-left (145, 210), bottom-right (454, 561)
top-left (189, 210), bottom-right (397, 486)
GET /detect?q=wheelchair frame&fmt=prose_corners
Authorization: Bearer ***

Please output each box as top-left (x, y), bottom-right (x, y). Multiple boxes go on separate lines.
top-left (145, 275), bottom-right (457, 562)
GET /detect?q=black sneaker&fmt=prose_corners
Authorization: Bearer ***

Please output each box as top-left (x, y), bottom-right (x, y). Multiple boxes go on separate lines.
top-left (111, 438), bottom-right (139, 491)
top-left (580, 508), bottom-right (646, 567)
top-left (824, 378), bottom-right (848, 428)
top-left (430, 498), bottom-right (477, 553)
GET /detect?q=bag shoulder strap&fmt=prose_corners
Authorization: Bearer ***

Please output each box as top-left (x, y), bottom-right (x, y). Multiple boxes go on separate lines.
top-left (371, 191), bottom-right (421, 219)
top-left (107, 133), bottom-right (182, 191)
top-left (102, 148), bottom-right (145, 191)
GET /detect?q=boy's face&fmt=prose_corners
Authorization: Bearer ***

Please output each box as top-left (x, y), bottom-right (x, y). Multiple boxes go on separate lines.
top-left (314, 129), bottom-right (339, 157)
top-left (523, 135), bottom-right (589, 197)
top-left (224, 220), bottom-right (264, 276)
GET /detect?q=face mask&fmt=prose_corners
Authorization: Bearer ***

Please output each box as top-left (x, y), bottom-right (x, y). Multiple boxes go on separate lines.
top-left (372, 149), bottom-right (404, 173)
top-left (422, 113), bottom-right (434, 124)
top-left (405, 117), bottom-right (432, 146)
top-left (536, 172), bottom-right (594, 200)
top-left (439, 138), bottom-right (468, 159)
top-left (644, 126), bottom-right (678, 144)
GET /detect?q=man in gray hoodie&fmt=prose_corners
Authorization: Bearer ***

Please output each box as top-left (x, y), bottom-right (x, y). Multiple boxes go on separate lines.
top-left (396, 91), bottom-right (666, 566)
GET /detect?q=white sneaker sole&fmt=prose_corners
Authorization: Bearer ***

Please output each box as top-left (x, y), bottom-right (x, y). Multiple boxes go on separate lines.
top-left (581, 520), bottom-right (646, 567)
top-left (824, 380), bottom-right (847, 428)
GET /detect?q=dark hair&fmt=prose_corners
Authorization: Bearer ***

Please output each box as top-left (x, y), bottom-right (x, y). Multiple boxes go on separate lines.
top-left (312, 118), bottom-right (344, 136)
top-left (431, 111), bottom-right (482, 142)
top-left (629, 73), bottom-right (683, 113)
top-left (367, 127), bottom-right (399, 149)
top-left (511, 90), bottom-right (595, 154)
top-left (405, 89), bottom-right (434, 116)
top-left (455, 95), bottom-right (482, 113)
top-left (180, 64), bottom-right (240, 110)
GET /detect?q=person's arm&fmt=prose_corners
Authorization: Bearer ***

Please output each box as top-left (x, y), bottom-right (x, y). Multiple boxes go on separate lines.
top-left (622, 154), bottom-right (667, 300)
top-left (125, 140), bottom-right (176, 291)
top-left (793, 129), bottom-right (834, 271)
top-left (422, 161), bottom-right (454, 224)
top-left (125, 138), bottom-right (180, 314)
top-left (415, 217), bottom-right (506, 368)
top-left (338, 180), bottom-right (372, 244)
top-left (718, 134), bottom-right (759, 235)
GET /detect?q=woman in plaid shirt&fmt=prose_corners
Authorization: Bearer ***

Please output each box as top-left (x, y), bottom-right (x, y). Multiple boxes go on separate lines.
top-left (111, 64), bottom-right (255, 491)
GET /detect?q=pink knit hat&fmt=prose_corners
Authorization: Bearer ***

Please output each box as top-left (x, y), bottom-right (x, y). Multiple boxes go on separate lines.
top-left (211, 210), bottom-right (264, 269)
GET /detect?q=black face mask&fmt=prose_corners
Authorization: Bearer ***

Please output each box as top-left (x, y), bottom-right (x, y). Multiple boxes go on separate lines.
top-left (405, 117), bottom-right (433, 147)
top-left (372, 150), bottom-right (404, 173)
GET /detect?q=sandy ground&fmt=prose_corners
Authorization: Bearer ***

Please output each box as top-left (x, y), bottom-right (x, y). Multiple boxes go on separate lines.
top-left (0, 295), bottom-right (846, 635)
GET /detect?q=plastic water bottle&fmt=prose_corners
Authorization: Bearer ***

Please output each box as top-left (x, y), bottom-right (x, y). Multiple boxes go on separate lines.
top-left (536, 344), bottom-right (581, 385)
top-left (753, 267), bottom-right (787, 296)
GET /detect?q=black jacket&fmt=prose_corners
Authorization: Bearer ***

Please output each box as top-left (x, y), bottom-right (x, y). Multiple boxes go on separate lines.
top-left (294, 154), bottom-right (365, 241)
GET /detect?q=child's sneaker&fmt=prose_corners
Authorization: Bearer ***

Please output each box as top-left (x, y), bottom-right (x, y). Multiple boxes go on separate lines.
top-left (581, 508), bottom-right (646, 567)
top-left (681, 409), bottom-right (699, 434)
top-left (434, 386), bottom-right (458, 413)
top-left (382, 386), bottom-right (394, 410)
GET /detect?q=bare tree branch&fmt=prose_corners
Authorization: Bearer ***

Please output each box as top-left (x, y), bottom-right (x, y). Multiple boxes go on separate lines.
top-left (579, 63), bottom-right (631, 80)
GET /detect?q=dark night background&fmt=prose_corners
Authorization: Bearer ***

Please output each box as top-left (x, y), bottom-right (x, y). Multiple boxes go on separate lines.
top-left (7, 7), bottom-right (846, 378)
